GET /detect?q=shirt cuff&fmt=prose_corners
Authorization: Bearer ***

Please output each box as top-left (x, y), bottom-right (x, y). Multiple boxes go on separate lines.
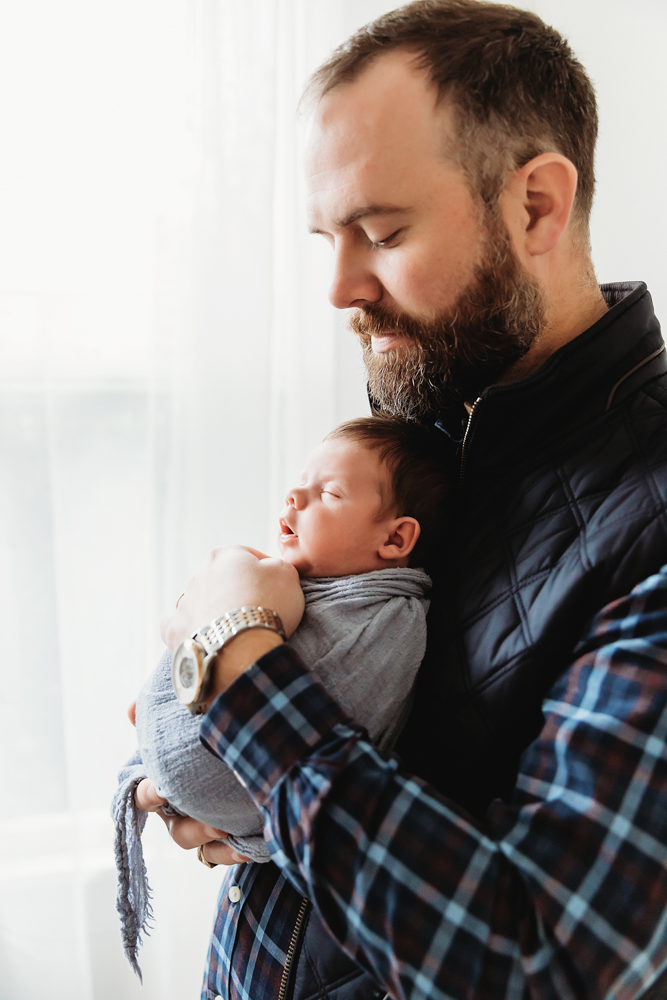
top-left (199, 644), bottom-right (350, 806)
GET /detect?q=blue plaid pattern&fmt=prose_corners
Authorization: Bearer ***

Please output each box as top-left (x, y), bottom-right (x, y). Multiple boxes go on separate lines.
top-left (200, 567), bottom-right (667, 1000)
top-left (201, 861), bottom-right (303, 1000)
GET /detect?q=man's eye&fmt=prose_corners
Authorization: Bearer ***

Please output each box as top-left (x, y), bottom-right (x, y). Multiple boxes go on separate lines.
top-left (369, 229), bottom-right (402, 250)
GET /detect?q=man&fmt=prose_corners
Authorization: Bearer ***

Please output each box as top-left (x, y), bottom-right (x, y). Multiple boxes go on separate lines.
top-left (155, 2), bottom-right (667, 997)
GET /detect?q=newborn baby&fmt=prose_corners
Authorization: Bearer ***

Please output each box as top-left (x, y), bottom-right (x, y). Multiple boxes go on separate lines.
top-left (113, 416), bottom-right (449, 975)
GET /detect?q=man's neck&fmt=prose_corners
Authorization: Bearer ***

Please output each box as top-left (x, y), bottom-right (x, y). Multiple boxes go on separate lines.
top-left (462, 282), bottom-right (609, 412)
top-left (501, 282), bottom-right (608, 386)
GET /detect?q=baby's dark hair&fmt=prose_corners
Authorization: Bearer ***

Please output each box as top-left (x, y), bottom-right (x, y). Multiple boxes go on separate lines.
top-left (325, 416), bottom-right (450, 573)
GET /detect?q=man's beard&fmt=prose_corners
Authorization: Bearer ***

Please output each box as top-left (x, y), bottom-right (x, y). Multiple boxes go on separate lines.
top-left (349, 213), bottom-right (545, 423)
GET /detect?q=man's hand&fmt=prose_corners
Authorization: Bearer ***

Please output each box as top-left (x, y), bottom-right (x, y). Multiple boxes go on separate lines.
top-left (155, 811), bottom-right (252, 865)
top-left (200, 839), bottom-right (251, 866)
top-left (134, 777), bottom-right (168, 812)
top-left (141, 546), bottom-right (296, 862)
top-left (160, 545), bottom-right (305, 654)
top-left (133, 779), bottom-right (249, 864)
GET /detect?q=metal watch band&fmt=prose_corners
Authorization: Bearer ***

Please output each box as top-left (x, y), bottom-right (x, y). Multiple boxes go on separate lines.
top-left (171, 605), bottom-right (286, 713)
top-left (196, 606), bottom-right (286, 656)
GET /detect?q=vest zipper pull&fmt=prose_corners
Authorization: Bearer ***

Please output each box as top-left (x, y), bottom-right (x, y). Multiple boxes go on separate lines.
top-left (459, 396), bottom-right (483, 490)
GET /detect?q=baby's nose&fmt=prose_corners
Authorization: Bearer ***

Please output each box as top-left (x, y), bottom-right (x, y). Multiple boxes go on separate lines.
top-left (286, 487), bottom-right (306, 509)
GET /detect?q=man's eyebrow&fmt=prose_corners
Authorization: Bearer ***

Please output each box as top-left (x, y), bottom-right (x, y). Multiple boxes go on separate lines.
top-left (308, 204), bottom-right (413, 235)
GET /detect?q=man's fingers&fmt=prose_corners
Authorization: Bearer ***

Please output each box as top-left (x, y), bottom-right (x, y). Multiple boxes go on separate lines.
top-left (202, 840), bottom-right (251, 866)
top-left (127, 700), bottom-right (137, 726)
top-left (241, 546), bottom-right (270, 560)
top-left (161, 603), bottom-right (189, 651)
top-left (134, 777), bottom-right (168, 812)
top-left (157, 811), bottom-right (226, 850)
top-left (161, 544), bottom-right (305, 653)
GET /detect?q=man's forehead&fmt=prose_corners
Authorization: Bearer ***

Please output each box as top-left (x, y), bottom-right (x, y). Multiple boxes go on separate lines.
top-left (304, 120), bottom-right (422, 204)
top-left (306, 56), bottom-right (440, 163)
top-left (304, 53), bottom-right (455, 225)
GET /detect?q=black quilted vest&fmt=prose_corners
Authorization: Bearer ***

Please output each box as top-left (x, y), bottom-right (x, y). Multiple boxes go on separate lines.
top-left (272, 282), bottom-right (667, 1000)
top-left (397, 281), bottom-right (667, 820)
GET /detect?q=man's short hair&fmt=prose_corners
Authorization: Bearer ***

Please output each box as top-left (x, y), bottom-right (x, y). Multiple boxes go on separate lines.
top-left (326, 417), bottom-right (450, 572)
top-left (303, 0), bottom-right (598, 236)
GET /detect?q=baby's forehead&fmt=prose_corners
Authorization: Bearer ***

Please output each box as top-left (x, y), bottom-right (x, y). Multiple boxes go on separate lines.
top-left (307, 435), bottom-right (390, 486)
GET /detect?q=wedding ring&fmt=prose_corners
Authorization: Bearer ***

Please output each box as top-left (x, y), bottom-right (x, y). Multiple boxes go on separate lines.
top-left (175, 592), bottom-right (185, 609)
top-left (197, 844), bottom-right (218, 869)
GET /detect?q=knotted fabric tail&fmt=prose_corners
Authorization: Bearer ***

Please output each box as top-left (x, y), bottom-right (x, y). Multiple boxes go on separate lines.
top-left (111, 760), bottom-right (152, 980)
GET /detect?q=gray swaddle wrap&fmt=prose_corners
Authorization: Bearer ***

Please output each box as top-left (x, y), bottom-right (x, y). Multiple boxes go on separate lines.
top-left (112, 567), bottom-right (430, 976)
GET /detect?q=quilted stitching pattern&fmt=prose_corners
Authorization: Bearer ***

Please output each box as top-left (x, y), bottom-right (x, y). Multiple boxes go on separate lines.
top-left (398, 283), bottom-right (667, 818)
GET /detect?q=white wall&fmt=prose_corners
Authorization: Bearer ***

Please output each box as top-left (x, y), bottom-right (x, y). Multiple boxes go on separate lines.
top-left (516, 0), bottom-right (667, 322)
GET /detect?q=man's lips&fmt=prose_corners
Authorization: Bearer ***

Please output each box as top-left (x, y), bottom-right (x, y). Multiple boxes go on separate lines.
top-left (370, 332), bottom-right (409, 353)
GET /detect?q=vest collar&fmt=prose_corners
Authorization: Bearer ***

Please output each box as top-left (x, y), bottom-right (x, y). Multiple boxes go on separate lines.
top-left (434, 281), bottom-right (665, 477)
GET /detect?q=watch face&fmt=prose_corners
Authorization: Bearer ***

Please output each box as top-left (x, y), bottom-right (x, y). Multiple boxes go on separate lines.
top-left (172, 639), bottom-right (205, 705)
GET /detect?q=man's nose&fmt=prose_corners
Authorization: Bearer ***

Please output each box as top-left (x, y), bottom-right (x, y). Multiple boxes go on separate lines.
top-left (328, 244), bottom-right (383, 310)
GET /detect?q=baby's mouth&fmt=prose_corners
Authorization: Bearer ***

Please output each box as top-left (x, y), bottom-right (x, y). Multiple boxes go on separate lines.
top-left (279, 517), bottom-right (296, 538)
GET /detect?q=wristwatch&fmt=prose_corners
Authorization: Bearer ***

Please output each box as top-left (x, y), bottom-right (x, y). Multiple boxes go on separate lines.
top-left (171, 605), bottom-right (285, 714)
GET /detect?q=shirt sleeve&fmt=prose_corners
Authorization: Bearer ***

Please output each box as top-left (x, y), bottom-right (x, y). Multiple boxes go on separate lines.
top-left (200, 567), bottom-right (667, 1000)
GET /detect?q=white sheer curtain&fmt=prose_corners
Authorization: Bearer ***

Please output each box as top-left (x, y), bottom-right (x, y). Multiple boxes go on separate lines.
top-left (0, 1), bottom-right (665, 998)
top-left (0, 3), bottom-right (382, 997)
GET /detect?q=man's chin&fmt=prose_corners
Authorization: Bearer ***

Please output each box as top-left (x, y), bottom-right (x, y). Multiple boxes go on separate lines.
top-left (350, 207), bottom-right (545, 421)
top-left (360, 336), bottom-right (528, 421)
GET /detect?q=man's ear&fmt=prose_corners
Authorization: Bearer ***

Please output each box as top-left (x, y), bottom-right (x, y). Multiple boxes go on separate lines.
top-left (501, 152), bottom-right (578, 259)
top-left (378, 517), bottom-right (421, 562)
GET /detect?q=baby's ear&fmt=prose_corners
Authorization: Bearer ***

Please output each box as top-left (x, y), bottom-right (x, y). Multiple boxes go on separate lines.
top-left (378, 517), bottom-right (421, 562)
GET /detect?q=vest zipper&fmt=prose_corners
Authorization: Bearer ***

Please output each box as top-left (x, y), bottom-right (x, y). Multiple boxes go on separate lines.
top-left (459, 396), bottom-right (483, 490)
top-left (278, 896), bottom-right (309, 1000)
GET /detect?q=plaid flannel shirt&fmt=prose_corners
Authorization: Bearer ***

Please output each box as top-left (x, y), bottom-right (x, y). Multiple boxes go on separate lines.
top-left (199, 566), bottom-right (667, 1000)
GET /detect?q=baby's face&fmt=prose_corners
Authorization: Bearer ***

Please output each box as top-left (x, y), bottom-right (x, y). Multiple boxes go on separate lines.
top-left (278, 437), bottom-right (395, 577)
